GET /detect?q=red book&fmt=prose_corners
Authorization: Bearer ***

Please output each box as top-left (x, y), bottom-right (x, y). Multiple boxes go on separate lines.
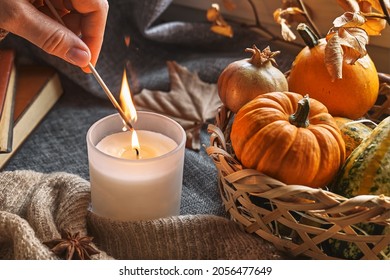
top-left (0, 49), bottom-right (16, 153)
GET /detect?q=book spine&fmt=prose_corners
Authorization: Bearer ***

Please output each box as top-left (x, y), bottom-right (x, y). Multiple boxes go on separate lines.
top-left (0, 49), bottom-right (16, 117)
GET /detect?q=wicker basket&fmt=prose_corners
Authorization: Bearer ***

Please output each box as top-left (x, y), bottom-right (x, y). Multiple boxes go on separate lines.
top-left (206, 73), bottom-right (390, 260)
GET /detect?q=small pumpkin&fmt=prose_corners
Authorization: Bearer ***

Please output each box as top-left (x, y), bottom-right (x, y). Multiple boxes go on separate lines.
top-left (334, 117), bottom-right (373, 158)
top-left (217, 45), bottom-right (288, 113)
top-left (231, 91), bottom-right (346, 188)
top-left (287, 24), bottom-right (379, 119)
top-left (331, 116), bottom-right (390, 197)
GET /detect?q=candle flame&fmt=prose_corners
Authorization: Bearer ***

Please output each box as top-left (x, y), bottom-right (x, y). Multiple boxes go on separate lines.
top-left (119, 68), bottom-right (137, 129)
top-left (131, 130), bottom-right (140, 158)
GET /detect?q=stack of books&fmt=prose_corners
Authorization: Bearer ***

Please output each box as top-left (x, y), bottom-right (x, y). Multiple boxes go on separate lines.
top-left (0, 49), bottom-right (63, 169)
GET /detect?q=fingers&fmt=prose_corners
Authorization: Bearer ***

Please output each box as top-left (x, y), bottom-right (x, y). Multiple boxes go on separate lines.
top-left (70, 0), bottom-right (109, 67)
top-left (1, 1), bottom-right (91, 68)
top-left (1, 0), bottom-right (108, 72)
top-left (10, 3), bottom-right (92, 68)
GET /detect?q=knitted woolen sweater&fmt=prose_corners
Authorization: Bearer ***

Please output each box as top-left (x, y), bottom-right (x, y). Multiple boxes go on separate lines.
top-left (0, 170), bottom-right (283, 260)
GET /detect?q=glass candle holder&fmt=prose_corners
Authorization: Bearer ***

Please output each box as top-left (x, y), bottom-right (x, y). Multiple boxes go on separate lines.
top-left (86, 111), bottom-right (186, 221)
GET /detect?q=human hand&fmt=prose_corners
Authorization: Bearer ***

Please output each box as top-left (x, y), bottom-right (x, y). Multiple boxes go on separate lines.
top-left (0, 0), bottom-right (109, 72)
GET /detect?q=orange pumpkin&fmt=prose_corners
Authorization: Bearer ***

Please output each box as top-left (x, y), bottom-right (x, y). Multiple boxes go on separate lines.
top-left (287, 25), bottom-right (379, 119)
top-left (218, 45), bottom-right (288, 113)
top-left (231, 91), bottom-right (346, 188)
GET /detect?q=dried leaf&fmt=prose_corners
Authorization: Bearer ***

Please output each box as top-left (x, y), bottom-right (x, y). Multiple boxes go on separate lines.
top-left (333, 12), bottom-right (366, 27)
top-left (358, 0), bottom-right (390, 12)
top-left (273, 7), bottom-right (306, 24)
top-left (210, 25), bottom-right (234, 38)
top-left (207, 4), bottom-right (220, 22)
top-left (356, 53), bottom-right (372, 68)
top-left (273, 7), bottom-right (305, 41)
top-left (359, 0), bottom-right (374, 12)
top-left (335, 3), bottom-right (388, 35)
top-left (273, 8), bottom-right (283, 24)
top-left (325, 33), bottom-right (344, 81)
top-left (338, 27), bottom-right (368, 60)
top-left (274, 9), bottom-right (296, 41)
top-left (328, 13), bottom-right (369, 55)
top-left (133, 61), bottom-right (221, 151)
top-left (207, 4), bottom-right (234, 38)
top-left (360, 15), bottom-right (387, 34)
top-left (280, 20), bottom-right (297, 41)
top-left (325, 25), bottom-right (369, 80)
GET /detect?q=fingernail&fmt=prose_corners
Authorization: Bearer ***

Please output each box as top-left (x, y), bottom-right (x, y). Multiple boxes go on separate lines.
top-left (66, 48), bottom-right (90, 67)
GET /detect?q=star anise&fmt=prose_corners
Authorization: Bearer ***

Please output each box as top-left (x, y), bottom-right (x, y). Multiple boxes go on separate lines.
top-left (43, 230), bottom-right (99, 260)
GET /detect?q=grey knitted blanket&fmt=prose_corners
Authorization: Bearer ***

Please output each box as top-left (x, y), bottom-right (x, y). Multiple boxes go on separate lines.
top-left (0, 170), bottom-right (283, 260)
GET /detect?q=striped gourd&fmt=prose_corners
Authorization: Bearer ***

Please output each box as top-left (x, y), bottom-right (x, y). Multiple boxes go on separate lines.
top-left (332, 116), bottom-right (390, 197)
top-left (333, 117), bottom-right (373, 158)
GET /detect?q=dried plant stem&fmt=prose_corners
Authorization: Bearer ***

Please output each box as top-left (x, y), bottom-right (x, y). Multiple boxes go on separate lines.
top-left (246, 0), bottom-right (277, 39)
top-left (379, 0), bottom-right (390, 25)
top-left (296, 0), bottom-right (322, 38)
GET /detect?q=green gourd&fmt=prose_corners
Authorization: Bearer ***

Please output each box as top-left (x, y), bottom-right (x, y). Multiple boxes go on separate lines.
top-left (332, 116), bottom-right (390, 197)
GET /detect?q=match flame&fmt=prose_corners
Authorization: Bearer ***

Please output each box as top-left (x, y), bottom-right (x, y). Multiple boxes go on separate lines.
top-left (119, 68), bottom-right (139, 157)
top-left (119, 68), bottom-right (137, 128)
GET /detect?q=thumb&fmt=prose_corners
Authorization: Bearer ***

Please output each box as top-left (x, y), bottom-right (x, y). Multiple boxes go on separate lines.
top-left (10, 4), bottom-right (91, 68)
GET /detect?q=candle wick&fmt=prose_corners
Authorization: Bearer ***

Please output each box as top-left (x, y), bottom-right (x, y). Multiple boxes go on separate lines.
top-left (135, 148), bottom-right (140, 159)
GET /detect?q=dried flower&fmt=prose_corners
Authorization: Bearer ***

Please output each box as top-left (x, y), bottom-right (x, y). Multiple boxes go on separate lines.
top-left (43, 230), bottom-right (99, 260)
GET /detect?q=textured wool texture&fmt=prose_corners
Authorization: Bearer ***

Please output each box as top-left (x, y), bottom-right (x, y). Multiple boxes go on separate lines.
top-left (0, 171), bottom-right (283, 260)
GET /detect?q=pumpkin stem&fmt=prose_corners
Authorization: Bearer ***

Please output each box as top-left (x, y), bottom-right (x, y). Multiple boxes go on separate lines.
top-left (289, 95), bottom-right (310, 128)
top-left (245, 45), bottom-right (280, 67)
top-left (297, 23), bottom-right (319, 49)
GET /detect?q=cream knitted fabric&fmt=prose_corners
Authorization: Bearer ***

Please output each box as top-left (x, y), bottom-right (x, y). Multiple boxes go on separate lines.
top-left (0, 170), bottom-right (284, 260)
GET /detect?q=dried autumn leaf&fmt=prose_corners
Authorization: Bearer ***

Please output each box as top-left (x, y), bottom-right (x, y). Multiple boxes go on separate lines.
top-left (325, 33), bottom-right (345, 81)
top-left (325, 26), bottom-right (369, 80)
top-left (273, 7), bottom-right (306, 41)
top-left (336, 1), bottom-right (388, 34)
top-left (133, 61), bottom-right (221, 151)
top-left (339, 27), bottom-right (368, 64)
top-left (355, 53), bottom-right (372, 68)
top-left (333, 11), bottom-right (366, 27)
top-left (273, 8), bottom-right (297, 41)
top-left (360, 15), bottom-right (387, 34)
top-left (359, 0), bottom-right (374, 12)
top-left (207, 4), bottom-right (234, 38)
top-left (333, 10), bottom-right (386, 35)
top-left (358, 0), bottom-right (390, 12)
top-left (207, 4), bottom-right (220, 21)
top-left (329, 13), bottom-right (369, 53)
top-left (210, 25), bottom-right (234, 38)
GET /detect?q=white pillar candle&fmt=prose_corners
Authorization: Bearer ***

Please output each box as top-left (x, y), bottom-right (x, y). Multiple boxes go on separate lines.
top-left (87, 112), bottom-right (186, 221)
